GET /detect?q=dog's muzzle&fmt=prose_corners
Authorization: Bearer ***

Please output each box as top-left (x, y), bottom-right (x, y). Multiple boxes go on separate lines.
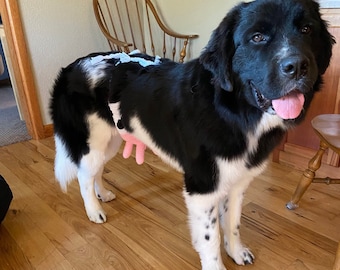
top-left (251, 82), bottom-right (305, 120)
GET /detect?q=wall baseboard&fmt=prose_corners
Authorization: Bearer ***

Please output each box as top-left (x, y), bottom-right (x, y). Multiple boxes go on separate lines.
top-left (44, 124), bottom-right (54, 138)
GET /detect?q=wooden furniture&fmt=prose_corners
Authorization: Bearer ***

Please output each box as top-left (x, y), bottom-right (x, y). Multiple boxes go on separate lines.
top-left (93, 0), bottom-right (198, 63)
top-left (286, 114), bottom-right (340, 210)
top-left (287, 117), bottom-right (340, 267)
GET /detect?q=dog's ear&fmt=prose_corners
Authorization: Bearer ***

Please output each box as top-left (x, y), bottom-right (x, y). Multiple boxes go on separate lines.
top-left (314, 2), bottom-right (336, 75)
top-left (317, 21), bottom-right (336, 74)
top-left (199, 3), bottom-right (247, 92)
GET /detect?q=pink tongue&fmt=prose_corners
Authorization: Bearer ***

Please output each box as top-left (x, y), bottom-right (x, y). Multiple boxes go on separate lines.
top-left (272, 92), bottom-right (305, 119)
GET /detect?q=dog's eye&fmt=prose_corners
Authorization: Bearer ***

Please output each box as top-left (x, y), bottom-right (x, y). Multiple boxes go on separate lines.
top-left (301, 25), bottom-right (312, 34)
top-left (251, 33), bottom-right (266, 43)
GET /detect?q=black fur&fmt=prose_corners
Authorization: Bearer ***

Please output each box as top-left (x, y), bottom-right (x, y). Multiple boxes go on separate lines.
top-left (50, 0), bottom-right (335, 268)
top-left (50, 0), bottom-right (335, 200)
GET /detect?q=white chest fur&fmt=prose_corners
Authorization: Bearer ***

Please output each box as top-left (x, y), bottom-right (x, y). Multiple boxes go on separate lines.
top-left (216, 112), bottom-right (285, 197)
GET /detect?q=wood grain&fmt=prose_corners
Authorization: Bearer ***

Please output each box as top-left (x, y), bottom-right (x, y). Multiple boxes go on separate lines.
top-left (0, 137), bottom-right (339, 269)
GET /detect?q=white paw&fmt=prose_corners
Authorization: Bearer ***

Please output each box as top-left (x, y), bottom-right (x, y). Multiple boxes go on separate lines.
top-left (201, 261), bottom-right (226, 270)
top-left (86, 207), bottom-right (107, 223)
top-left (228, 246), bottom-right (254, 265)
top-left (96, 189), bottom-right (116, 202)
top-left (202, 265), bottom-right (227, 270)
top-left (200, 255), bottom-right (226, 270)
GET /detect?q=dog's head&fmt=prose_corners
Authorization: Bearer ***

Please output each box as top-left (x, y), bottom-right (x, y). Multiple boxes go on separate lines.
top-left (200, 0), bottom-right (335, 120)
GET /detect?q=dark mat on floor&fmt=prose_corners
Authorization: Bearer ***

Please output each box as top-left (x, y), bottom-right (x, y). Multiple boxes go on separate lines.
top-left (0, 105), bottom-right (31, 146)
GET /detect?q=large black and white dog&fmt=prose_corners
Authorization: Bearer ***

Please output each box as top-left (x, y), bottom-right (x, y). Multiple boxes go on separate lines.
top-left (50, 0), bottom-right (334, 269)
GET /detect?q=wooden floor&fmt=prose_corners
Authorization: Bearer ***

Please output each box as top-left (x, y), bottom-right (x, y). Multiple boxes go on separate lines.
top-left (0, 137), bottom-right (339, 270)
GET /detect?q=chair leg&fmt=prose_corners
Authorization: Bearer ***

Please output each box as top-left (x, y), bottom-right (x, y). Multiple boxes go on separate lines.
top-left (286, 140), bottom-right (328, 210)
top-left (334, 241), bottom-right (340, 270)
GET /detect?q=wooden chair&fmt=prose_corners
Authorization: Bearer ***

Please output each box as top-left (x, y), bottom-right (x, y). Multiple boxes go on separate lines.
top-left (93, 0), bottom-right (198, 63)
top-left (287, 116), bottom-right (340, 269)
top-left (286, 114), bottom-right (340, 210)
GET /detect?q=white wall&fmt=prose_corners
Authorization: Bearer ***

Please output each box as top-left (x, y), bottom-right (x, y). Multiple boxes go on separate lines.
top-left (155, 0), bottom-right (244, 58)
top-left (18, 0), bottom-right (244, 125)
top-left (18, 0), bottom-right (110, 124)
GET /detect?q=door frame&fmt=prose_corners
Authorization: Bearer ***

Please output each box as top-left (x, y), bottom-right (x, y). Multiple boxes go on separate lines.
top-left (0, 0), bottom-right (46, 139)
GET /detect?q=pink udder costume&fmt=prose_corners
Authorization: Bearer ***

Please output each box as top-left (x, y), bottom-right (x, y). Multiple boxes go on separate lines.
top-left (97, 50), bottom-right (161, 165)
top-left (108, 102), bottom-right (147, 165)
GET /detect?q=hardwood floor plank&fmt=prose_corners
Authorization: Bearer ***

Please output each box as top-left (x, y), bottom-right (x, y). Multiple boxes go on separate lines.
top-left (242, 203), bottom-right (337, 269)
top-left (103, 167), bottom-right (186, 225)
top-left (104, 221), bottom-right (198, 269)
top-left (0, 164), bottom-right (85, 268)
top-left (248, 163), bottom-right (340, 241)
top-left (0, 137), bottom-right (339, 269)
top-left (0, 226), bottom-right (33, 270)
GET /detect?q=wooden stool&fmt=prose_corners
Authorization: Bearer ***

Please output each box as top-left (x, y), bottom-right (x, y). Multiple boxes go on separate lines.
top-left (286, 114), bottom-right (340, 210)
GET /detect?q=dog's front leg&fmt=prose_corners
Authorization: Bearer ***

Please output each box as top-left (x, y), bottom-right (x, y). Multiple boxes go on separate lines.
top-left (219, 183), bottom-right (254, 265)
top-left (183, 192), bottom-right (226, 270)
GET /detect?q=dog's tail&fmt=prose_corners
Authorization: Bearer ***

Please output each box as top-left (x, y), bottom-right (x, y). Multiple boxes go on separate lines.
top-left (51, 52), bottom-right (143, 190)
top-left (50, 55), bottom-right (113, 192)
top-left (54, 135), bottom-right (78, 192)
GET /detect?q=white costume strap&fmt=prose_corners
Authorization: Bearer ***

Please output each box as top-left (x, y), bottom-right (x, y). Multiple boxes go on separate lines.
top-left (90, 50), bottom-right (161, 67)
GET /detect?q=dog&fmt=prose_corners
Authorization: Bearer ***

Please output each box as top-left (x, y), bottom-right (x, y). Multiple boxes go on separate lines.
top-left (50, 0), bottom-right (334, 269)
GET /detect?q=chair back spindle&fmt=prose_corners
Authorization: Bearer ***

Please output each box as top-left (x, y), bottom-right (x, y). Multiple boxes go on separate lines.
top-left (93, 0), bottom-right (198, 62)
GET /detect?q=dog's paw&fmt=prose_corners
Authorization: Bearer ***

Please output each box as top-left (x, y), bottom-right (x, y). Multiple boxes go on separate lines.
top-left (96, 189), bottom-right (116, 202)
top-left (230, 247), bottom-right (254, 265)
top-left (202, 265), bottom-right (226, 270)
top-left (86, 207), bottom-right (107, 223)
top-left (201, 261), bottom-right (226, 270)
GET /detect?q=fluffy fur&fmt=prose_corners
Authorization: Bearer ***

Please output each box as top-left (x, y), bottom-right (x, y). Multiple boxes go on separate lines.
top-left (50, 0), bottom-right (334, 269)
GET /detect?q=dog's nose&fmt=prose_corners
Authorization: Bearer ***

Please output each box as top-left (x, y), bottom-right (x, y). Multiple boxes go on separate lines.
top-left (280, 56), bottom-right (309, 79)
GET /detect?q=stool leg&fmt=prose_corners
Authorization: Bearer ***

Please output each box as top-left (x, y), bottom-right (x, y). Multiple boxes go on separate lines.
top-left (286, 140), bottom-right (327, 210)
